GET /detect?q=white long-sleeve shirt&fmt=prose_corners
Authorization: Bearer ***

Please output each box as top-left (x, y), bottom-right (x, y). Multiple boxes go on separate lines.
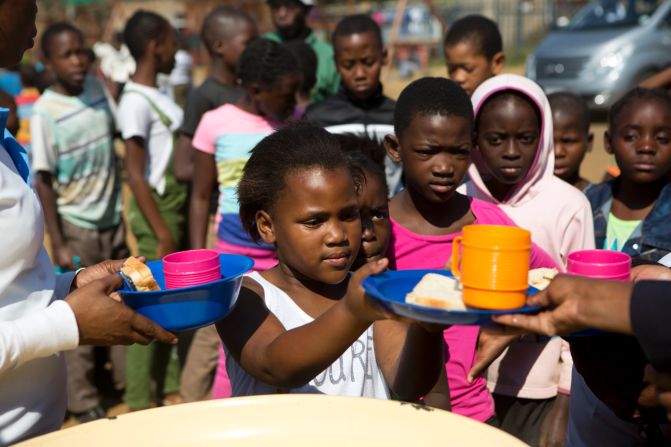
top-left (0, 135), bottom-right (79, 445)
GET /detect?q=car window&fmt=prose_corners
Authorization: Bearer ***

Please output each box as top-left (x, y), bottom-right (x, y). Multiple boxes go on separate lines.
top-left (567, 0), bottom-right (663, 30)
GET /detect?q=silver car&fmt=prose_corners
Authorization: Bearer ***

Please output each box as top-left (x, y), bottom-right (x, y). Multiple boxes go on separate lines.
top-left (527, 0), bottom-right (671, 110)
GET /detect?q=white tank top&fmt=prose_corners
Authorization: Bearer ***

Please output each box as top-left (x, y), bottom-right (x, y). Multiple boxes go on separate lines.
top-left (225, 271), bottom-right (390, 399)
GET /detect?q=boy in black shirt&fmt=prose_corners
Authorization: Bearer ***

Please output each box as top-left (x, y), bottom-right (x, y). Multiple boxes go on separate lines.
top-left (305, 14), bottom-right (400, 193)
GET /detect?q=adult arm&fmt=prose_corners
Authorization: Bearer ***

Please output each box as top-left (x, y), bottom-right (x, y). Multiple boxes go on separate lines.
top-left (123, 136), bottom-right (175, 259)
top-left (216, 260), bottom-right (389, 388)
top-left (373, 319), bottom-right (445, 401)
top-left (188, 150), bottom-right (216, 249)
top-left (34, 172), bottom-right (74, 269)
top-left (1, 273), bottom-right (176, 373)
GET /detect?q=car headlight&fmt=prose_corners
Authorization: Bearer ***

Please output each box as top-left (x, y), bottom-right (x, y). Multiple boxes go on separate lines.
top-left (596, 44), bottom-right (633, 76)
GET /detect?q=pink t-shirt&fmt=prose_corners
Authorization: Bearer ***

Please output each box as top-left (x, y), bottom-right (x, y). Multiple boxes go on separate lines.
top-left (388, 198), bottom-right (556, 422)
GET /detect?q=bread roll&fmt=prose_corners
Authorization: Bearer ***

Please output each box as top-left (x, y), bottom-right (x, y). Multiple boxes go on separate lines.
top-left (528, 268), bottom-right (558, 290)
top-left (120, 257), bottom-right (160, 291)
top-left (405, 273), bottom-right (466, 310)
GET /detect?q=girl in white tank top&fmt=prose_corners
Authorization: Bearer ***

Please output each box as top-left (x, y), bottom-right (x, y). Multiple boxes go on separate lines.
top-left (216, 126), bottom-right (446, 402)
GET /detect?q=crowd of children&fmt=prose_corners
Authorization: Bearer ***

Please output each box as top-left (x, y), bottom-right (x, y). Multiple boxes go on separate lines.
top-left (4, 4), bottom-right (671, 446)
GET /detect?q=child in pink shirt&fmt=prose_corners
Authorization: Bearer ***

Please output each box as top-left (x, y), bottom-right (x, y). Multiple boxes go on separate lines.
top-left (384, 77), bottom-right (556, 423)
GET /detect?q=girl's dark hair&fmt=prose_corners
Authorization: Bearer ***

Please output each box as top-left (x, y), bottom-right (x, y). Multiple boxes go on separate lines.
top-left (608, 87), bottom-right (671, 132)
top-left (238, 123), bottom-right (351, 241)
top-left (123, 10), bottom-right (171, 61)
top-left (41, 22), bottom-right (84, 59)
top-left (237, 38), bottom-right (299, 87)
top-left (284, 40), bottom-right (317, 96)
top-left (335, 133), bottom-right (388, 196)
top-left (477, 89), bottom-right (542, 131)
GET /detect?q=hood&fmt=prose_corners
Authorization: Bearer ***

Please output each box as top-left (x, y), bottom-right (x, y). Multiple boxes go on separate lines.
top-left (535, 28), bottom-right (633, 58)
top-left (468, 74), bottom-right (554, 207)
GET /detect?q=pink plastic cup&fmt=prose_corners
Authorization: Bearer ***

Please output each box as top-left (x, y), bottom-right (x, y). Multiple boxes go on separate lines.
top-left (162, 249), bottom-right (221, 289)
top-left (566, 249), bottom-right (631, 281)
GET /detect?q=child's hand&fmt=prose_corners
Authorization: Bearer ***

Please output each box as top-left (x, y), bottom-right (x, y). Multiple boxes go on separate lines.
top-left (467, 330), bottom-right (517, 384)
top-left (344, 258), bottom-right (392, 324)
top-left (54, 244), bottom-right (76, 270)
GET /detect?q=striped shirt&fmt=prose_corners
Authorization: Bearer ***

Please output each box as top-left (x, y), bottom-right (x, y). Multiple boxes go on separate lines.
top-left (192, 104), bottom-right (279, 270)
top-left (31, 76), bottom-right (121, 230)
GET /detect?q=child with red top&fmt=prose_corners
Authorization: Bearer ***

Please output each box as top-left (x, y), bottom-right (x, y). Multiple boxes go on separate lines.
top-left (384, 77), bottom-right (556, 423)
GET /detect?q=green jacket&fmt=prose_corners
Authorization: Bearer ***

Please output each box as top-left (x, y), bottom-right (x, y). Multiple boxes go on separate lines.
top-left (264, 30), bottom-right (340, 102)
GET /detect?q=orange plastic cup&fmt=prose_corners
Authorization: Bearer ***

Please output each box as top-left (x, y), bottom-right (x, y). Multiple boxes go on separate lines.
top-left (452, 225), bottom-right (531, 310)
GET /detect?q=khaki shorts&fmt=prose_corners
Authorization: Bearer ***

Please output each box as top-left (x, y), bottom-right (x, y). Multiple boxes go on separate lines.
top-left (60, 218), bottom-right (130, 267)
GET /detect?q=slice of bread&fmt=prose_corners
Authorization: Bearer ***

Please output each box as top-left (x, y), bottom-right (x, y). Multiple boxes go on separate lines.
top-left (406, 273), bottom-right (466, 310)
top-left (528, 268), bottom-right (558, 290)
top-left (120, 257), bottom-right (160, 291)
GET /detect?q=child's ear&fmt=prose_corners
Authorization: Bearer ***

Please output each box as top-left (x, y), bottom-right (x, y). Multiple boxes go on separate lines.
top-left (384, 134), bottom-right (402, 163)
top-left (213, 39), bottom-right (226, 57)
top-left (381, 47), bottom-right (389, 66)
top-left (491, 51), bottom-right (505, 76)
top-left (604, 131), bottom-right (614, 155)
top-left (255, 210), bottom-right (276, 244)
top-left (587, 132), bottom-right (594, 152)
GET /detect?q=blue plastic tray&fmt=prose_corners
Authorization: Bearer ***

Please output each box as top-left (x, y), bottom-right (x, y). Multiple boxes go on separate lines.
top-left (118, 254), bottom-right (253, 332)
top-left (362, 269), bottom-right (542, 326)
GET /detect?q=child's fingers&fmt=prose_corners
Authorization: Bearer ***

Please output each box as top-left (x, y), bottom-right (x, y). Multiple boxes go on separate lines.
top-left (352, 257), bottom-right (389, 285)
top-left (492, 313), bottom-right (554, 336)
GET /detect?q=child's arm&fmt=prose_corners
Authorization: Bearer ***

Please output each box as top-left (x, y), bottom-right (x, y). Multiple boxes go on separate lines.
top-left (216, 260), bottom-right (389, 389)
top-left (188, 150), bottom-right (216, 249)
top-left (124, 136), bottom-right (175, 259)
top-left (34, 172), bottom-right (75, 269)
top-left (373, 319), bottom-right (446, 402)
top-left (172, 134), bottom-right (195, 182)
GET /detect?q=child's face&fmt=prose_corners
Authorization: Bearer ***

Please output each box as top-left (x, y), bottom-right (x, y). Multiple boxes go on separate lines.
top-left (476, 95), bottom-right (540, 187)
top-left (334, 31), bottom-right (387, 102)
top-left (220, 22), bottom-right (258, 71)
top-left (156, 28), bottom-right (177, 74)
top-left (353, 170), bottom-right (390, 270)
top-left (553, 109), bottom-right (592, 181)
top-left (253, 73), bottom-right (300, 122)
top-left (444, 42), bottom-right (503, 97)
top-left (264, 166), bottom-right (361, 285)
top-left (606, 99), bottom-right (671, 184)
top-left (46, 30), bottom-right (90, 94)
top-left (387, 113), bottom-right (472, 203)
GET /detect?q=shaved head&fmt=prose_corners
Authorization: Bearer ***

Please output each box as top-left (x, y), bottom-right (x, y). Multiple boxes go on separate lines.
top-left (201, 6), bottom-right (257, 55)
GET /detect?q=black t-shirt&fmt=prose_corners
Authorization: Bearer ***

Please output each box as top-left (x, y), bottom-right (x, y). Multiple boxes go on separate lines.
top-left (179, 77), bottom-right (243, 137)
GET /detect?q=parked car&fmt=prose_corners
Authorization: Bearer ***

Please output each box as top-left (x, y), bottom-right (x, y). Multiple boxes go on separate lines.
top-left (527, 0), bottom-right (671, 110)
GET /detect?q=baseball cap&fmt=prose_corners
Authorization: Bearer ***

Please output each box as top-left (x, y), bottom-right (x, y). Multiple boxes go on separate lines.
top-left (268, 0), bottom-right (314, 7)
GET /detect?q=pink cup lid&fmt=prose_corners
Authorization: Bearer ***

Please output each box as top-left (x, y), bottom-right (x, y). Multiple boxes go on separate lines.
top-left (163, 249), bottom-right (220, 275)
top-left (566, 249), bottom-right (631, 279)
